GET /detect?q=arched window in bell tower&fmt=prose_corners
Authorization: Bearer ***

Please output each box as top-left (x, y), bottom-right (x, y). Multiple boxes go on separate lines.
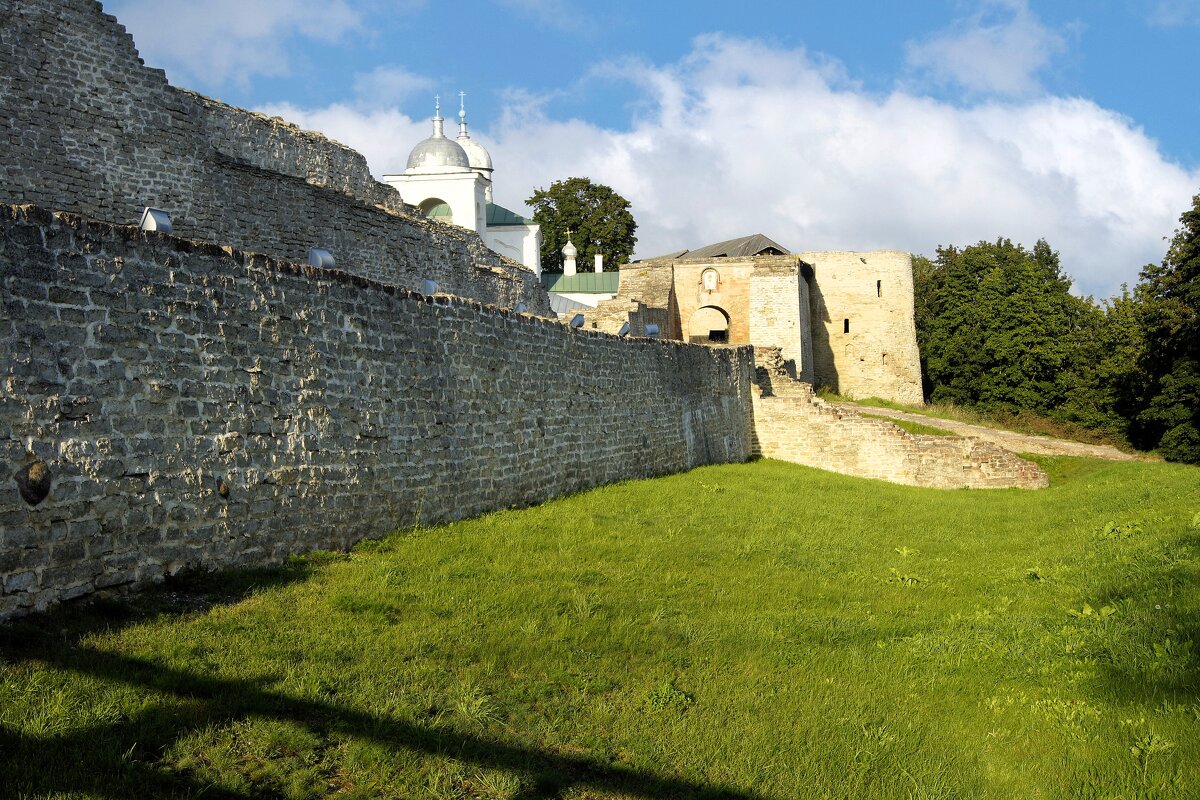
top-left (418, 197), bottom-right (453, 224)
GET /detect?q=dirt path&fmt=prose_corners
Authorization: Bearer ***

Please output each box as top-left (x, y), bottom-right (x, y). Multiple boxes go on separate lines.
top-left (836, 404), bottom-right (1139, 461)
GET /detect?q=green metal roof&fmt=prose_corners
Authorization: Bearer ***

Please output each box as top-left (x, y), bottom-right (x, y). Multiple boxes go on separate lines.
top-left (541, 272), bottom-right (621, 293)
top-left (426, 202), bottom-right (453, 219)
top-left (485, 202), bottom-right (531, 226)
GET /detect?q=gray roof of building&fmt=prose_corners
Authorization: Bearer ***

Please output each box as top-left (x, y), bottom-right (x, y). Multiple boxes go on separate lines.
top-left (684, 234), bottom-right (790, 259)
top-left (637, 234), bottom-right (790, 262)
top-left (548, 294), bottom-right (593, 315)
top-left (636, 249), bottom-right (690, 262)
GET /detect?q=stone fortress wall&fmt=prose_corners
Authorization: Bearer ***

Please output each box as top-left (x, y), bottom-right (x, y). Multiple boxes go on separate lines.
top-left (0, 205), bottom-right (755, 619)
top-left (0, 0), bottom-right (550, 314)
top-left (752, 350), bottom-right (1047, 489)
top-left (0, 0), bottom-right (1046, 621)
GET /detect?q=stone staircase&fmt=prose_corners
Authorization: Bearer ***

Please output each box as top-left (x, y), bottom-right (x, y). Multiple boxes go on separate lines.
top-left (751, 349), bottom-right (1048, 489)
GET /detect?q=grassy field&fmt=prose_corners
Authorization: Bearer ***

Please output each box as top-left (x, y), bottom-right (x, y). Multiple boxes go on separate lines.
top-left (1, 457), bottom-right (1198, 799)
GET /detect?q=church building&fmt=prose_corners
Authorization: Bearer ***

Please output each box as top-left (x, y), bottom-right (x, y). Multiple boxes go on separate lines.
top-left (384, 97), bottom-right (542, 273)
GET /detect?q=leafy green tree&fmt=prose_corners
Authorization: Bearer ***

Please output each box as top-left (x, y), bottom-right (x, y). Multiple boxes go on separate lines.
top-left (1130, 191), bottom-right (1200, 462)
top-left (527, 177), bottom-right (637, 273)
top-left (1054, 288), bottom-right (1146, 436)
top-left (917, 238), bottom-right (1095, 414)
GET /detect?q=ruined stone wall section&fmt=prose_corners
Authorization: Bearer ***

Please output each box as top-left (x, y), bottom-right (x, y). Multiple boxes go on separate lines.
top-left (0, 206), bottom-right (755, 620)
top-left (183, 92), bottom-right (408, 215)
top-left (586, 263), bottom-right (680, 338)
top-left (0, 0), bottom-right (190, 223)
top-left (0, 0), bottom-right (550, 315)
top-left (801, 250), bottom-right (923, 404)
top-left (751, 373), bottom-right (1046, 490)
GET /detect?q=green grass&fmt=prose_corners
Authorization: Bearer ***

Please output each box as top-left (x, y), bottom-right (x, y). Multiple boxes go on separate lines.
top-left (859, 413), bottom-right (958, 436)
top-left (2, 458), bottom-right (1198, 799)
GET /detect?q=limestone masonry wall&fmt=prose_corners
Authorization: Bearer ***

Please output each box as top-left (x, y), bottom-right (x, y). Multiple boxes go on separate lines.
top-left (0, 0), bottom-right (549, 314)
top-left (748, 262), bottom-right (813, 383)
top-left (802, 250), bottom-right (923, 404)
top-left (0, 206), bottom-right (755, 619)
top-left (0, 0), bottom-right (1051, 622)
top-left (752, 358), bottom-right (1046, 489)
top-left (587, 264), bottom-right (681, 339)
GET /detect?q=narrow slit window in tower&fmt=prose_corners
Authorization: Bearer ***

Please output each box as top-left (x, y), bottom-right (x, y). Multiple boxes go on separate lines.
top-left (877, 279), bottom-right (882, 297)
top-left (843, 318), bottom-right (850, 334)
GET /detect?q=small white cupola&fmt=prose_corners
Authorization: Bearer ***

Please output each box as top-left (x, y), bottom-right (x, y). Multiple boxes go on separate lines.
top-left (562, 233), bottom-right (578, 276)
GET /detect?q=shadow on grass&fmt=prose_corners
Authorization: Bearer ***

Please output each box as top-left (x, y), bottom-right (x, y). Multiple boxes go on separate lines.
top-left (1087, 532), bottom-right (1200, 707)
top-left (0, 556), bottom-right (330, 652)
top-left (0, 560), bottom-right (766, 800)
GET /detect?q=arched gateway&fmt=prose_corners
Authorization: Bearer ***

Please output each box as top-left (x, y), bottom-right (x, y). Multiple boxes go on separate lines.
top-left (689, 305), bottom-right (730, 344)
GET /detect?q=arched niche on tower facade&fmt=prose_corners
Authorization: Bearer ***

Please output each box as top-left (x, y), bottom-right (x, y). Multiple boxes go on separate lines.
top-left (418, 197), bottom-right (453, 224)
top-left (689, 305), bottom-right (730, 344)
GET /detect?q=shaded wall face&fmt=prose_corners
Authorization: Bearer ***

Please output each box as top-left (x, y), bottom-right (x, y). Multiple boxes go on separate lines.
top-left (799, 251), bottom-right (923, 404)
top-left (748, 261), bottom-right (809, 381)
top-left (0, 0), bottom-right (549, 314)
top-left (0, 207), bottom-right (756, 620)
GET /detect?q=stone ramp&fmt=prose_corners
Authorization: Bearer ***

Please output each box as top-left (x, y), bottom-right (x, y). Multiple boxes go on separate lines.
top-left (751, 357), bottom-right (1048, 489)
top-left (835, 404), bottom-right (1137, 461)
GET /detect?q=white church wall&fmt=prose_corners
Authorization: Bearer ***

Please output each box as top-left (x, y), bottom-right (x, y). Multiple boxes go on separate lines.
top-left (383, 172), bottom-right (486, 233)
top-left (487, 225), bottom-right (542, 275)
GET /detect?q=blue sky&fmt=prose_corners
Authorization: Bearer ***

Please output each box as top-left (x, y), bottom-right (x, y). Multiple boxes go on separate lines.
top-left (107, 0), bottom-right (1200, 296)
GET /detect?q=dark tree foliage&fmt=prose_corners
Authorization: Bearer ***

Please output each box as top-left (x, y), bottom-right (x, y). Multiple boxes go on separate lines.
top-left (1130, 192), bottom-right (1200, 463)
top-left (1053, 288), bottom-right (1145, 435)
top-left (917, 238), bottom-right (1096, 414)
top-left (527, 177), bottom-right (637, 273)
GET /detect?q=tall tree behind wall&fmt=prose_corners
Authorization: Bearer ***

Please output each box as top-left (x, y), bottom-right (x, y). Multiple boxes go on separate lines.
top-left (1131, 192), bottom-right (1200, 463)
top-left (528, 177), bottom-right (637, 273)
top-left (916, 238), bottom-right (1096, 414)
top-left (1053, 288), bottom-right (1146, 436)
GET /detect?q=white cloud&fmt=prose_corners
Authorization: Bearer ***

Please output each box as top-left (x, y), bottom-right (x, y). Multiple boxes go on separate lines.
top-left (352, 66), bottom-right (436, 106)
top-left (255, 102), bottom-right (430, 177)
top-left (265, 35), bottom-right (1199, 298)
top-left (496, 0), bottom-right (589, 32)
top-left (1147, 0), bottom-right (1200, 26)
top-left (905, 0), bottom-right (1066, 97)
top-left (106, 0), bottom-right (364, 89)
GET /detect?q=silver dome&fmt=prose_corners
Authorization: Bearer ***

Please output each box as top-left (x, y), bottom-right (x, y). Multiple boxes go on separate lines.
top-left (457, 134), bottom-right (493, 172)
top-left (406, 135), bottom-right (470, 171)
top-left (406, 107), bottom-right (471, 172)
top-left (455, 96), bottom-right (494, 173)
